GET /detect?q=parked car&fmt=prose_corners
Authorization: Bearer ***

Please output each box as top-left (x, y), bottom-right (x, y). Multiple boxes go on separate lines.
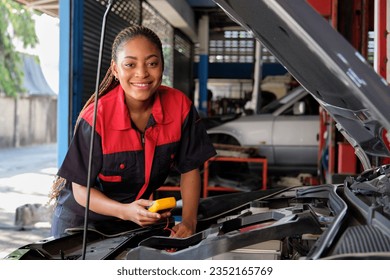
top-left (5, 0), bottom-right (390, 260)
top-left (207, 85), bottom-right (320, 175)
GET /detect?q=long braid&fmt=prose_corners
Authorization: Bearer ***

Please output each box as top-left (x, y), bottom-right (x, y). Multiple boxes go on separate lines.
top-left (49, 68), bottom-right (118, 205)
top-left (49, 25), bottom-right (163, 205)
top-left (75, 67), bottom-right (119, 127)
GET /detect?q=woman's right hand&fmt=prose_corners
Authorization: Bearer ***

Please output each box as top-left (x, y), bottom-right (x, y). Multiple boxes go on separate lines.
top-left (122, 199), bottom-right (171, 227)
top-left (72, 183), bottom-right (170, 227)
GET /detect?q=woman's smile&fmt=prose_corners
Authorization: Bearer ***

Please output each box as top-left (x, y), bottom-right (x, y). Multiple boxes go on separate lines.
top-left (131, 82), bottom-right (152, 89)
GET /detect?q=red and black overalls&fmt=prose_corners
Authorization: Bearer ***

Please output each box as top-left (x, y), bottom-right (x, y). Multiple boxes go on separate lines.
top-left (51, 85), bottom-right (216, 237)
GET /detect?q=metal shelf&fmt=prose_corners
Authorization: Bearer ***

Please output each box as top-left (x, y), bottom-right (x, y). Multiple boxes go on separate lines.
top-left (203, 156), bottom-right (268, 198)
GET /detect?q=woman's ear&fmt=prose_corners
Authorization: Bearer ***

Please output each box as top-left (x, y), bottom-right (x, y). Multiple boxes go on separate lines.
top-left (111, 60), bottom-right (118, 78)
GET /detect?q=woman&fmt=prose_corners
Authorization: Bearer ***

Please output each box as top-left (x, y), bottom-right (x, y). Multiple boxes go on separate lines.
top-left (50, 25), bottom-right (216, 238)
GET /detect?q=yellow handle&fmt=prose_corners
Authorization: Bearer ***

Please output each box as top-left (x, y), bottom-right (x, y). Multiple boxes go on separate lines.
top-left (148, 197), bottom-right (176, 213)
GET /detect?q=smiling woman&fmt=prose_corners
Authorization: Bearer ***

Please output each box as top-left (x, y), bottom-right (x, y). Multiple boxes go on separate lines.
top-left (49, 25), bottom-right (216, 240)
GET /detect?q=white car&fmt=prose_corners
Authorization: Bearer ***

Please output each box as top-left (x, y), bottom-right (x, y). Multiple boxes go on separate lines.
top-left (207, 86), bottom-right (320, 174)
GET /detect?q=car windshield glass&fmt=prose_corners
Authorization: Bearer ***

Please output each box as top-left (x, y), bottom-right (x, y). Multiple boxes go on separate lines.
top-left (260, 99), bottom-right (284, 113)
top-left (260, 87), bottom-right (303, 114)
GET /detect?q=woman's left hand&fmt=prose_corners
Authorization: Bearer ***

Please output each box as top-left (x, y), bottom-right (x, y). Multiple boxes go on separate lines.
top-left (170, 220), bottom-right (196, 238)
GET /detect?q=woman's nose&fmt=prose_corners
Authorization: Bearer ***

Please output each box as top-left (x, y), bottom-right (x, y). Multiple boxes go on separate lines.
top-left (135, 65), bottom-right (149, 78)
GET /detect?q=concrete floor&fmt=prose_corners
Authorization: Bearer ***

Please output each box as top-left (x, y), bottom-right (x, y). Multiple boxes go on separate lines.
top-left (0, 144), bottom-right (57, 259)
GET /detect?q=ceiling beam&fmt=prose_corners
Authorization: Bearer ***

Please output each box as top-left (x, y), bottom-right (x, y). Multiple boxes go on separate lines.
top-left (148, 0), bottom-right (198, 42)
top-left (14, 0), bottom-right (59, 17)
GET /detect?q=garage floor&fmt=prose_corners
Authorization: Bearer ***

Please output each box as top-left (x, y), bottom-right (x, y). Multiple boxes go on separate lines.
top-left (0, 144), bottom-right (56, 258)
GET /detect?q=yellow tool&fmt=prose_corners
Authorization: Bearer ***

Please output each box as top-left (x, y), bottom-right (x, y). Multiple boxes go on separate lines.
top-left (148, 197), bottom-right (176, 213)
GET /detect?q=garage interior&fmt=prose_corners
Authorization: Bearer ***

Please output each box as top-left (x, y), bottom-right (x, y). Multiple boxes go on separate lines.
top-left (4, 0), bottom-right (390, 261)
top-left (13, 0), bottom-right (389, 196)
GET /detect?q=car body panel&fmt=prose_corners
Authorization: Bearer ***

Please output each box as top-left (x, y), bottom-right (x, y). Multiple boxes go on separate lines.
top-left (273, 115), bottom-right (318, 165)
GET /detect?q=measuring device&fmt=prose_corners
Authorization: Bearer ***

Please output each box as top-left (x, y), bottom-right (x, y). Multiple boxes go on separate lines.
top-left (148, 197), bottom-right (177, 213)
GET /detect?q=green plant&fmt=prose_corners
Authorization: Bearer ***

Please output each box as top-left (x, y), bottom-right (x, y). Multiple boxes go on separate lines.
top-left (0, 0), bottom-right (38, 97)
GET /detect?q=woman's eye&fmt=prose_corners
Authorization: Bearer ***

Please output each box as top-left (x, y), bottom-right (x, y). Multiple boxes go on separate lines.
top-left (148, 62), bottom-right (158, 67)
top-left (125, 63), bottom-right (135, 68)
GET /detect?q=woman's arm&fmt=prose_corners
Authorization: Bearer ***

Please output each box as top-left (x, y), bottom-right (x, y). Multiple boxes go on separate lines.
top-left (171, 168), bottom-right (201, 238)
top-left (72, 183), bottom-right (170, 226)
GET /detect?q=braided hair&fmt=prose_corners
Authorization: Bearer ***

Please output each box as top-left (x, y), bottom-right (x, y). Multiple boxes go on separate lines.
top-left (48, 25), bottom-right (164, 204)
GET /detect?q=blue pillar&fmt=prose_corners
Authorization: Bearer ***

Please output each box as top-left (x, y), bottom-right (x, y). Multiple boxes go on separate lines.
top-left (198, 54), bottom-right (208, 115)
top-left (57, 0), bottom-right (83, 167)
top-left (57, 0), bottom-right (71, 167)
top-left (197, 14), bottom-right (209, 115)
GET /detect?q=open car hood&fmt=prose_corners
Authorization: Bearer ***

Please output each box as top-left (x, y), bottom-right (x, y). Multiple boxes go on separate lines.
top-left (214, 0), bottom-right (390, 163)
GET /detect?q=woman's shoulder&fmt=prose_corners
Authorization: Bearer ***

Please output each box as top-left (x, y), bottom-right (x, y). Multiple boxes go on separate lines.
top-left (157, 85), bottom-right (193, 118)
top-left (158, 85), bottom-right (184, 95)
top-left (80, 86), bottom-right (121, 122)
top-left (158, 85), bottom-right (191, 103)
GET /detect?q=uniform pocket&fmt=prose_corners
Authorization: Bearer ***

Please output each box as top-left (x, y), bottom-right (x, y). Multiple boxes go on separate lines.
top-left (99, 153), bottom-right (138, 183)
top-left (154, 143), bottom-right (178, 177)
top-left (98, 173), bottom-right (122, 182)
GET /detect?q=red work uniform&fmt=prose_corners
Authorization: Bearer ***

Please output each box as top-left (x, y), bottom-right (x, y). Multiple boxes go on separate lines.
top-left (51, 85), bottom-right (216, 237)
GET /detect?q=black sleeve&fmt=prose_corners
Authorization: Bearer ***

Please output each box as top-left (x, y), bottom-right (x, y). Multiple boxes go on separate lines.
top-left (175, 105), bottom-right (217, 173)
top-left (57, 118), bottom-right (103, 187)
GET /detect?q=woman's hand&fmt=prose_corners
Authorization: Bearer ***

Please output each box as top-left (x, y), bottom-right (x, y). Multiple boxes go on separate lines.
top-left (72, 183), bottom-right (170, 227)
top-left (170, 220), bottom-right (196, 238)
top-left (122, 199), bottom-right (171, 227)
top-left (169, 168), bottom-right (200, 239)
top-left (72, 183), bottom-right (171, 227)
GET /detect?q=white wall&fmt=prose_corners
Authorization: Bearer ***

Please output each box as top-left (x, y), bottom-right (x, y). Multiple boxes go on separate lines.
top-left (0, 95), bottom-right (57, 148)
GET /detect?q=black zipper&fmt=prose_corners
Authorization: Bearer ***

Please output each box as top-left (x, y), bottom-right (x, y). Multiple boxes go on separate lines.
top-left (140, 132), bottom-right (145, 148)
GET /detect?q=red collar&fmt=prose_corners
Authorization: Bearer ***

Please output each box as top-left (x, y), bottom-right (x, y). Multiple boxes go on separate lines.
top-left (108, 85), bottom-right (173, 130)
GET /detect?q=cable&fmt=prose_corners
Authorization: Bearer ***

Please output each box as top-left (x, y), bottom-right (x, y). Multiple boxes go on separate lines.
top-left (163, 215), bottom-right (176, 236)
top-left (163, 216), bottom-right (177, 253)
top-left (81, 0), bottom-right (115, 260)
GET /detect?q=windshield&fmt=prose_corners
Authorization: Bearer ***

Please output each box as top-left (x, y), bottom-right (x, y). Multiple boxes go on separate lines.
top-left (260, 86), bottom-right (304, 114)
top-left (260, 99), bottom-right (285, 113)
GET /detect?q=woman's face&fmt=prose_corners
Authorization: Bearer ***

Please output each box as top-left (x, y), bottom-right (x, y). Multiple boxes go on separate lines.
top-left (112, 36), bottom-right (163, 103)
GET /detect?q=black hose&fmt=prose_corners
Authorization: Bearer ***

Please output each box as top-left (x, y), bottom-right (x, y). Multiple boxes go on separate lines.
top-left (81, 0), bottom-right (115, 260)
